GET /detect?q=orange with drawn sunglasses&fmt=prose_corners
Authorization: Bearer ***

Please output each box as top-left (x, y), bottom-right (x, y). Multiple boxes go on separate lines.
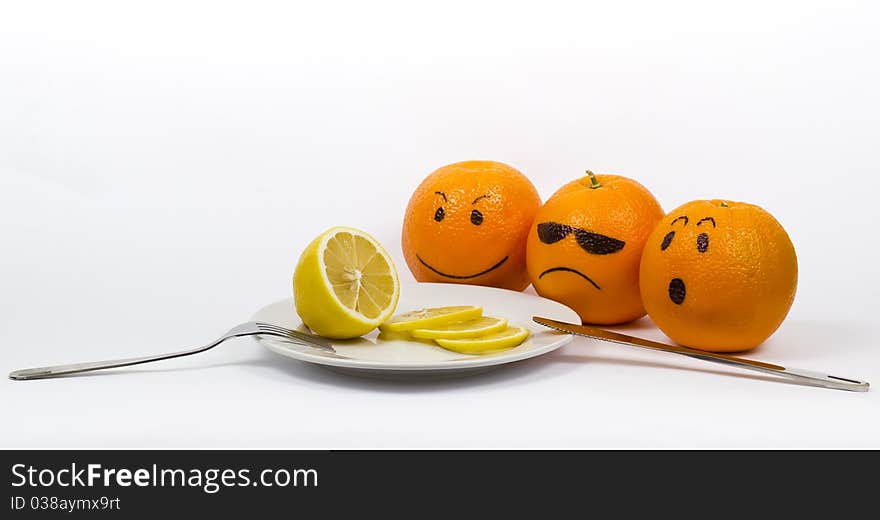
top-left (526, 171), bottom-right (664, 324)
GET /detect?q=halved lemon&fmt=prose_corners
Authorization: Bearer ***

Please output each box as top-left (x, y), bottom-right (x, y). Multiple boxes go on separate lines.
top-left (293, 227), bottom-right (399, 339)
top-left (379, 306), bottom-right (482, 333)
top-left (434, 326), bottom-right (530, 354)
top-left (410, 316), bottom-right (508, 340)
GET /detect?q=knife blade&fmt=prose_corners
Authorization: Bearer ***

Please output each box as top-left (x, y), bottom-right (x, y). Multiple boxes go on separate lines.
top-left (533, 316), bottom-right (869, 392)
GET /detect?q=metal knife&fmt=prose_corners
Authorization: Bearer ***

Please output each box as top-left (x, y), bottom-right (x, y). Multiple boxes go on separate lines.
top-left (533, 316), bottom-right (869, 392)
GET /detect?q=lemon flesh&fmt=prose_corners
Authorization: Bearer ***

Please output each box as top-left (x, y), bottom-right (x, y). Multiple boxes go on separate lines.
top-left (293, 227), bottom-right (399, 339)
top-left (435, 326), bottom-right (530, 354)
top-left (410, 316), bottom-right (508, 340)
top-left (379, 306), bottom-right (482, 333)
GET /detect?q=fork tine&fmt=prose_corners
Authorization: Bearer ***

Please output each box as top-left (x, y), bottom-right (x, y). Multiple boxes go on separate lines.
top-left (253, 328), bottom-right (334, 351)
top-left (254, 322), bottom-right (286, 331)
top-left (256, 322), bottom-right (310, 336)
top-left (256, 324), bottom-right (305, 337)
top-left (288, 330), bottom-right (334, 348)
top-left (254, 322), bottom-right (296, 335)
top-left (254, 322), bottom-right (334, 348)
top-left (256, 327), bottom-right (296, 338)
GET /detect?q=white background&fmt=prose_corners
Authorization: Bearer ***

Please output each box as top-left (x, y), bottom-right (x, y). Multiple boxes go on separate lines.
top-left (2, 0), bottom-right (878, 448)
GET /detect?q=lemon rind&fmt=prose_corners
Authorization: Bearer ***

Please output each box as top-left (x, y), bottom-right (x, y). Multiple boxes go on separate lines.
top-left (378, 306), bottom-right (483, 332)
top-left (434, 327), bottom-right (530, 353)
top-left (410, 317), bottom-right (509, 340)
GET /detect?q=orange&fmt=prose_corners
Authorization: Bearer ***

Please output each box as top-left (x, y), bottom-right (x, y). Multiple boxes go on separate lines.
top-left (639, 199), bottom-right (798, 352)
top-left (401, 160), bottom-right (541, 291)
top-left (526, 172), bottom-right (664, 324)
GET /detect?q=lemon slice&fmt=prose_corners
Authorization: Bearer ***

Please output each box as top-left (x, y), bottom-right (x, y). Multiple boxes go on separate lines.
top-left (434, 326), bottom-right (530, 354)
top-left (293, 226), bottom-right (399, 339)
top-left (379, 306), bottom-right (482, 333)
top-left (410, 316), bottom-right (508, 340)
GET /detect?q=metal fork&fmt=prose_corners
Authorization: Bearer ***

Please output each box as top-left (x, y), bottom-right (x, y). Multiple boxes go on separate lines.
top-left (8, 322), bottom-right (336, 381)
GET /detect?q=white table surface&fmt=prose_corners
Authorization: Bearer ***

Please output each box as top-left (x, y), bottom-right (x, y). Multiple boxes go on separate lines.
top-left (2, 0), bottom-right (878, 449)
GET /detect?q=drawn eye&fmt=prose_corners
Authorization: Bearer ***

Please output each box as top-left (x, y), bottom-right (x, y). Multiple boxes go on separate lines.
top-left (470, 209), bottom-right (483, 226)
top-left (574, 230), bottom-right (626, 255)
top-left (661, 231), bottom-right (675, 251)
top-left (434, 207), bottom-right (445, 222)
top-left (537, 222), bottom-right (572, 244)
top-left (697, 233), bottom-right (709, 253)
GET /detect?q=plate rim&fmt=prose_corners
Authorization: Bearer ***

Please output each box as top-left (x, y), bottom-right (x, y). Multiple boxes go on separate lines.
top-left (252, 283), bottom-right (578, 372)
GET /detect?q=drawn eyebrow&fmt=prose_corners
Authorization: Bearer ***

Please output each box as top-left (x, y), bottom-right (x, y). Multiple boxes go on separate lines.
top-left (670, 216), bottom-right (689, 226)
top-left (434, 191), bottom-right (447, 202)
top-left (697, 217), bottom-right (716, 227)
top-left (472, 194), bottom-right (490, 205)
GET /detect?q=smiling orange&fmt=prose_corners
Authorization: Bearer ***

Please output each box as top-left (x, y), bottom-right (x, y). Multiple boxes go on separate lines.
top-left (401, 161), bottom-right (541, 291)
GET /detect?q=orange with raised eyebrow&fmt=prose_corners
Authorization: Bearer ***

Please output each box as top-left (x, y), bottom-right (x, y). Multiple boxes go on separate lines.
top-left (639, 199), bottom-right (798, 352)
top-left (402, 160), bottom-right (541, 291)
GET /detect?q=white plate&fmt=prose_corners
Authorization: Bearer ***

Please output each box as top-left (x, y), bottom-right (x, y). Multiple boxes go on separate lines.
top-left (252, 282), bottom-right (579, 378)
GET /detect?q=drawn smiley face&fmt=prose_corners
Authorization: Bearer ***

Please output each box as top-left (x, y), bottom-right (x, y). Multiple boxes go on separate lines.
top-left (401, 161), bottom-right (542, 291)
top-left (417, 190), bottom-right (508, 279)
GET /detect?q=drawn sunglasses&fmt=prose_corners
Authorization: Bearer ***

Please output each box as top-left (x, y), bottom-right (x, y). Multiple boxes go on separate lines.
top-left (536, 222), bottom-right (625, 255)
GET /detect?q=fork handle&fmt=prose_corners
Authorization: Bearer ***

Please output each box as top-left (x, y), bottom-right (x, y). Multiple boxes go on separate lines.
top-left (8, 341), bottom-right (222, 381)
